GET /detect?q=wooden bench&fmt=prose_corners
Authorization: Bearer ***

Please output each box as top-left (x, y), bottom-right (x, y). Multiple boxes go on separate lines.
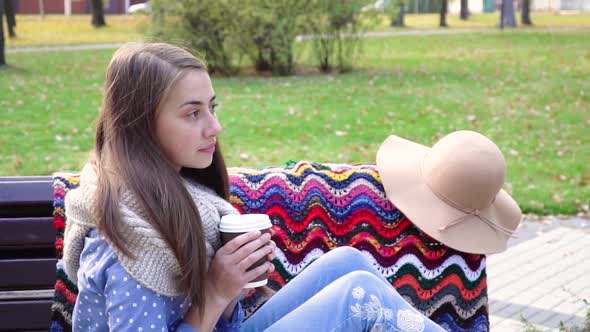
top-left (0, 176), bottom-right (55, 331)
top-left (2, 163), bottom-right (490, 331)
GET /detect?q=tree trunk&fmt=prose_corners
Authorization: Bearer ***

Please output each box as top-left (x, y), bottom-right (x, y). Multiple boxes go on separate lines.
top-left (521, 0), bottom-right (532, 25)
top-left (440, 0), bottom-right (448, 27)
top-left (5, 0), bottom-right (16, 37)
top-left (39, 0), bottom-right (45, 18)
top-left (460, 0), bottom-right (469, 20)
top-left (391, 1), bottom-right (405, 27)
top-left (0, 0), bottom-right (5, 66)
top-left (500, 0), bottom-right (516, 29)
top-left (91, 0), bottom-right (106, 27)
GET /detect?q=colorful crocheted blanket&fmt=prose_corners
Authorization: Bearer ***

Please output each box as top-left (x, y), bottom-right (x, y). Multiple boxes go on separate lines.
top-left (50, 161), bottom-right (488, 331)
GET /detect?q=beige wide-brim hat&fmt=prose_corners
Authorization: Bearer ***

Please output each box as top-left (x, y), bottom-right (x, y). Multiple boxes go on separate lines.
top-left (376, 130), bottom-right (522, 254)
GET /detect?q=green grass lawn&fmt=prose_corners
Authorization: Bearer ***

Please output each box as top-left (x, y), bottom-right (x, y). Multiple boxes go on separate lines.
top-left (4, 15), bottom-right (146, 48)
top-left (1, 31), bottom-right (589, 215)
top-left (4, 13), bottom-right (590, 48)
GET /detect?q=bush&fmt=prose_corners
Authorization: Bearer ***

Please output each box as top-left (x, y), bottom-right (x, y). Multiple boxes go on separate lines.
top-left (306, 0), bottom-right (378, 72)
top-left (148, 0), bottom-right (377, 75)
top-left (235, 0), bottom-right (312, 75)
top-left (149, 0), bottom-right (239, 75)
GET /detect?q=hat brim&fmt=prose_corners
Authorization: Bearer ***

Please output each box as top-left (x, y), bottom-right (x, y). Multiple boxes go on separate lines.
top-left (376, 135), bottom-right (522, 254)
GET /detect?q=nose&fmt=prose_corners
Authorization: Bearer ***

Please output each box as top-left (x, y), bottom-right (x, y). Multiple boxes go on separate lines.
top-left (204, 111), bottom-right (222, 138)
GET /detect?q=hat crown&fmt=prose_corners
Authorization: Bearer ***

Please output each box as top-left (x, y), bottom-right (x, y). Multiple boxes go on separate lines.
top-left (422, 131), bottom-right (506, 211)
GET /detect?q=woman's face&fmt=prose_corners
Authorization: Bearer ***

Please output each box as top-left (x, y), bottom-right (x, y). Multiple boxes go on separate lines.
top-left (155, 70), bottom-right (221, 171)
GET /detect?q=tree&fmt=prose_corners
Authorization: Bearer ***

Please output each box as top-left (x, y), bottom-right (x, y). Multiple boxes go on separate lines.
top-left (499, 0), bottom-right (516, 29)
top-left (4, 0), bottom-right (15, 37)
top-left (439, 0), bottom-right (448, 27)
top-left (389, 0), bottom-right (406, 27)
top-left (460, 0), bottom-right (469, 20)
top-left (91, 0), bottom-right (106, 27)
top-left (0, 0), bottom-right (5, 66)
top-left (39, 0), bottom-right (45, 18)
top-left (521, 0), bottom-right (532, 25)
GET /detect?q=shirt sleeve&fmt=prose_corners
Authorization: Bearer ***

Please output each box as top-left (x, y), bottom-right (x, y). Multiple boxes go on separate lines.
top-left (98, 241), bottom-right (242, 332)
top-left (213, 302), bottom-right (243, 332)
top-left (78, 230), bottom-right (243, 332)
top-left (173, 302), bottom-right (242, 332)
top-left (103, 258), bottom-right (188, 332)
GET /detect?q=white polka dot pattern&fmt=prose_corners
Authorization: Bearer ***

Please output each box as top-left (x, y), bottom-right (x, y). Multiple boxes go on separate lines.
top-left (71, 230), bottom-right (243, 331)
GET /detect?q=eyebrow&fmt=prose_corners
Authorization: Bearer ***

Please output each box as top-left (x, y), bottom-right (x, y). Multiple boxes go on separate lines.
top-left (178, 95), bottom-right (216, 108)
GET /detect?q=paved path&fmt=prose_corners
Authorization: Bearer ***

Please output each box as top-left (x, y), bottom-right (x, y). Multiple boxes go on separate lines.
top-left (488, 217), bottom-right (590, 331)
top-left (296, 26), bottom-right (590, 41)
top-left (6, 42), bottom-right (126, 54)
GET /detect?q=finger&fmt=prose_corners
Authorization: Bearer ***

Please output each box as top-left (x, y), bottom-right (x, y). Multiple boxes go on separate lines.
top-left (267, 249), bottom-right (275, 261)
top-left (267, 240), bottom-right (276, 261)
top-left (244, 262), bottom-right (273, 283)
top-left (231, 233), bottom-right (272, 263)
top-left (238, 243), bottom-right (273, 271)
top-left (267, 240), bottom-right (276, 251)
top-left (218, 231), bottom-right (261, 255)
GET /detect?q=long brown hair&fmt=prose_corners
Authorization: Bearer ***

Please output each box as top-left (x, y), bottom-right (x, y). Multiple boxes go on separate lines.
top-left (93, 42), bottom-right (229, 311)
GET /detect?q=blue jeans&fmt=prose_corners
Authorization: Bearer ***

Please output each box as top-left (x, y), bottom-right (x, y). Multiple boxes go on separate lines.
top-left (241, 246), bottom-right (446, 332)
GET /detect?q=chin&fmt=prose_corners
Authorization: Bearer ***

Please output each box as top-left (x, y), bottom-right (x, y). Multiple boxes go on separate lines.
top-left (187, 158), bottom-right (214, 170)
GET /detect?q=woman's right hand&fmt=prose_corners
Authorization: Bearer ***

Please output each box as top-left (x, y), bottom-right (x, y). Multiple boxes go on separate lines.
top-left (206, 231), bottom-right (274, 303)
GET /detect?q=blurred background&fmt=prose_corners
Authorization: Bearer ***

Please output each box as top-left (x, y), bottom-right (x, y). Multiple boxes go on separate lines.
top-left (0, 0), bottom-right (589, 217)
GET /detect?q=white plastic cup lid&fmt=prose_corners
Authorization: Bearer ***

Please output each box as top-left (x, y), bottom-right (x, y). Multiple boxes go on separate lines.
top-left (219, 214), bottom-right (272, 233)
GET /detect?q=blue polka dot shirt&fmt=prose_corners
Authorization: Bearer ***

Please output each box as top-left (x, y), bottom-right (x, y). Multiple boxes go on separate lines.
top-left (72, 230), bottom-right (243, 332)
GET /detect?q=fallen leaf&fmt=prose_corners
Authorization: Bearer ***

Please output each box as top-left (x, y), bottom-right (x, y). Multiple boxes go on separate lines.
top-left (335, 130), bottom-right (347, 136)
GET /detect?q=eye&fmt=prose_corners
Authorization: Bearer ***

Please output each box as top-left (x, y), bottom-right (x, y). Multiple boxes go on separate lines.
top-left (188, 109), bottom-right (200, 118)
top-left (210, 103), bottom-right (219, 114)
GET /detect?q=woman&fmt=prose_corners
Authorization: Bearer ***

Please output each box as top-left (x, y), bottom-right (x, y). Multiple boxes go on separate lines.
top-left (64, 42), bottom-right (444, 332)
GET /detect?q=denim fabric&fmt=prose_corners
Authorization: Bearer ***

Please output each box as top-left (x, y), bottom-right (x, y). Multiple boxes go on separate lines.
top-left (242, 247), bottom-right (446, 332)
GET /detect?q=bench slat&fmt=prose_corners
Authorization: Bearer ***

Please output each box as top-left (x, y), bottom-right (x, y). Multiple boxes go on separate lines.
top-left (0, 289), bottom-right (54, 300)
top-left (0, 259), bottom-right (57, 290)
top-left (0, 177), bottom-right (53, 218)
top-left (0, 217), bottom-right (55, 249)
top-left (0, 300), bottom-right (52, 331)
top-left (0, 177), bottom-right (53, 204)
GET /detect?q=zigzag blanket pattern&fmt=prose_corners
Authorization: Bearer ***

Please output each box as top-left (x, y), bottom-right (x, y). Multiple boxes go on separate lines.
top-left (50, 161), bottom-right (488, 331)
top-left (51, 174), bottom-right (80, 332)
top-left (229, 161), bottom-right (489, 331)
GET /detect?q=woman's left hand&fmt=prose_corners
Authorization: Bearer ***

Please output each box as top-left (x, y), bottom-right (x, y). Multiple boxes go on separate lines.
top-left (267, 240), bottom-right (276, 262)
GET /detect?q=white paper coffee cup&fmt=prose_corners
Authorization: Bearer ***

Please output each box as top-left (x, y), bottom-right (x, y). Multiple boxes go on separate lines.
top-left (220, 214), bottom-right (272, 288)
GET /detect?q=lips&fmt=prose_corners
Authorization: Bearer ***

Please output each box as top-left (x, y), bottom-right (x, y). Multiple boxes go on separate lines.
top-left (199, 143), bottom-right (216, 153)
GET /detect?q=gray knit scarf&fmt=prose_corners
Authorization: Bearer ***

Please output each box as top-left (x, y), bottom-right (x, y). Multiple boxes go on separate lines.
top-left (63, 164), bottom-right (238, 296)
